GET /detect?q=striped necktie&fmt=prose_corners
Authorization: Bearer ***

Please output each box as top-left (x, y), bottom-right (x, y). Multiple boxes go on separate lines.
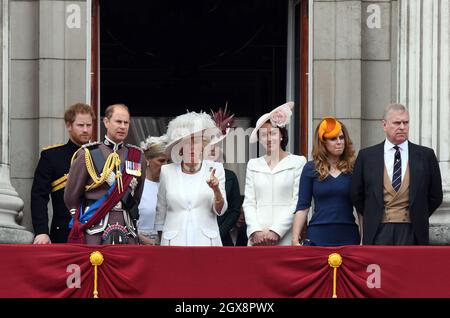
top-left (392, 145), bottom-right (402, 192)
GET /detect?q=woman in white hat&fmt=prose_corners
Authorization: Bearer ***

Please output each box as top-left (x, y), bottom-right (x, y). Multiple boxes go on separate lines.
top-left (154, 111), bottom-right (228, 246)
top-left (243, 102), bottom-right (307, 246)
top-left (137, 135), bottom-right (168, 245)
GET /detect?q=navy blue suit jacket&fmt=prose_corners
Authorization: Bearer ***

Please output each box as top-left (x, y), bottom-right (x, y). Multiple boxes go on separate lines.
top-left (351, 141), bottom-right (443, 245)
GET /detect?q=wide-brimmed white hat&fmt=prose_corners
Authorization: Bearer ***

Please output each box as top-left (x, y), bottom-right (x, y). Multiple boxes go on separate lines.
top-left (165, 111), bottom-right (220, 155)
top-left (249, 101), bottom-right (294, 143)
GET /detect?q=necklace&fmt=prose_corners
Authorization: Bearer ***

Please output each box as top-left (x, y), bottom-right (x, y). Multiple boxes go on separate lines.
top-left (182, 162), bottom-right (202, 173)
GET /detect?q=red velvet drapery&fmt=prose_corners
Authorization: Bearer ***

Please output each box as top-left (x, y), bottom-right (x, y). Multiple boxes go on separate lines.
top-left (0, 245), bottom-right (449, 298)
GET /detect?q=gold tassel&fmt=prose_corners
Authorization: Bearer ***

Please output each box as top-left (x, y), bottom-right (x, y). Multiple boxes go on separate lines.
top-left (89, 251), bottom-right (104, 298)
top-left (328, 253), bottom-right (342, 298)
top-left (115, 156), bottom-right (123, 193)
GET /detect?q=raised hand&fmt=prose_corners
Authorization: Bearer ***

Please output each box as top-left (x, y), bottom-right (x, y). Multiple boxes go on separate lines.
top-left (206, 168), bottom-right (219, 191)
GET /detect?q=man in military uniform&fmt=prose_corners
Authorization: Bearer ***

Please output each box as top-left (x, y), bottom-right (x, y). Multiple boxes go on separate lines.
top-left (31, 103), bottom-right (95, 244)
top-left (64, 104), bottom-right (146, 245)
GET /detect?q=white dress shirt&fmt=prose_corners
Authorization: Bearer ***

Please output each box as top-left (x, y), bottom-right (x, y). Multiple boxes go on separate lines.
top-left (384, 139), bottom-right (409, 182)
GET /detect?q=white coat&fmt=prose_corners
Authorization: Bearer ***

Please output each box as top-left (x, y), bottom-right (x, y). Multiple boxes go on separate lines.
top-left (243, 154), bottom-right (306, 246)
top-left (154, 160), bottom-right (228, 246)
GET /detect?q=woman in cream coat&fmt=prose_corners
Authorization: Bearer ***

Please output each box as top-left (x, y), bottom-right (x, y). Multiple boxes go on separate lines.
top-left (154, 112), bottom-right (228, 246)
top-left (243, 102), bottom-right (306, 246)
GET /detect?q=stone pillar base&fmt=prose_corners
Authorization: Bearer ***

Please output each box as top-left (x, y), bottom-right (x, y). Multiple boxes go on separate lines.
top-left (430, 192), bottom-right (450, 245)
top-left (430, 223), bottom-right (450, 245)
top-left (0, 227), bottom-right (33, 244)
top-left (0, 165), bottom-right (34, 243)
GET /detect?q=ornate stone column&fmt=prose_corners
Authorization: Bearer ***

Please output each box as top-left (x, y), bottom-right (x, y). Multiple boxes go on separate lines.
top-left (398, 0), bottom-right (450, 243)
top-left (0, 0), bottom-right (33, 243)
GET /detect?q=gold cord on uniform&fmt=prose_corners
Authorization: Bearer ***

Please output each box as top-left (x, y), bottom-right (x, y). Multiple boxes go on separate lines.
top-left (115, 155), bottom-right (123, 193)
top-left (84, 148), bottom-right (124, 193)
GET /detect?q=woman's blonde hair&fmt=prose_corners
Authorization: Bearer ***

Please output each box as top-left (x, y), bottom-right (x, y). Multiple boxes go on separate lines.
top-left (312, 120), bottom-right (355, 181)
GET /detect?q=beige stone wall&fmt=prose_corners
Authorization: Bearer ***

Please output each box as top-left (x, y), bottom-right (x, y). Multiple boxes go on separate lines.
top-left (9, 0), bottom-right (87, 232)
top-left (361, 0), bottom-right (398, 148)
top-left (313, 0), bottom-right (362, 150)
top-left (313, 0), bottom-right (398, 151)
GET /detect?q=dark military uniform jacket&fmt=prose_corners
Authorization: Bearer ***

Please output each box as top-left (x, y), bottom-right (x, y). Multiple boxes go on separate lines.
top-left (31, 139), bottom-right (80, 243)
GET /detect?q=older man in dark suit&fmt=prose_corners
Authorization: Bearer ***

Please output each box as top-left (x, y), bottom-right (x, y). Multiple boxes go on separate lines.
top-left (351, 103), bottom-right (443, 245)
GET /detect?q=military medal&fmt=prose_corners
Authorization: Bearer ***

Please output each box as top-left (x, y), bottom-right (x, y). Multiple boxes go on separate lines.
top-left (125, 160), bottom-right (142, 177)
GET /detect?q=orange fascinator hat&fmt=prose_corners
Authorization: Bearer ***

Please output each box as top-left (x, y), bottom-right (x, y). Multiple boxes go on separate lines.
top-left (318, 117), bottom-right (342, 141)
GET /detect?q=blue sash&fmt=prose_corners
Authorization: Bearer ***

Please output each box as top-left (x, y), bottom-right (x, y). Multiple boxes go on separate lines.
top-left (68, 185), bottom-right (115, 229)
top-left (68, 150), bottom-right (129, 229)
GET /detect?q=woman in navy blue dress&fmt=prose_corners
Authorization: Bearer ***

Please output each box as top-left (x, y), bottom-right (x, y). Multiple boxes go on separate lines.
top-left (291, 117), bottom-right (361, 246)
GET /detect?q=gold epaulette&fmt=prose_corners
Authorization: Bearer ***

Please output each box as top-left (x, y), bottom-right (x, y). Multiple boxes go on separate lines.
top-left (51, 174), bottom-right (68, 192)
top-left (42, 144), bottom-right (64, 151)
top-left (81, 141), bottom-right (102, 149)
top-left (126, 144), bottom-right (144, 153)
top-left (71, 141), bottom-right (102, 164)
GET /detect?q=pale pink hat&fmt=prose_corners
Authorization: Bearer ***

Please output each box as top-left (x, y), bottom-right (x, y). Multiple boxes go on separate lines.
top-left (249, 102), bottom-right (294, 143)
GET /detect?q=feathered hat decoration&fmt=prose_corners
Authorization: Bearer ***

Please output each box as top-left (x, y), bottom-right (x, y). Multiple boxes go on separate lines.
top-left (210, 102), bottom-right (235, 135)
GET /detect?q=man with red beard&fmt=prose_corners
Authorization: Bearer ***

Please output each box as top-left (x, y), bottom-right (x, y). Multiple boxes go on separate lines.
top-left (31, 103), bottom-right (95, 244)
